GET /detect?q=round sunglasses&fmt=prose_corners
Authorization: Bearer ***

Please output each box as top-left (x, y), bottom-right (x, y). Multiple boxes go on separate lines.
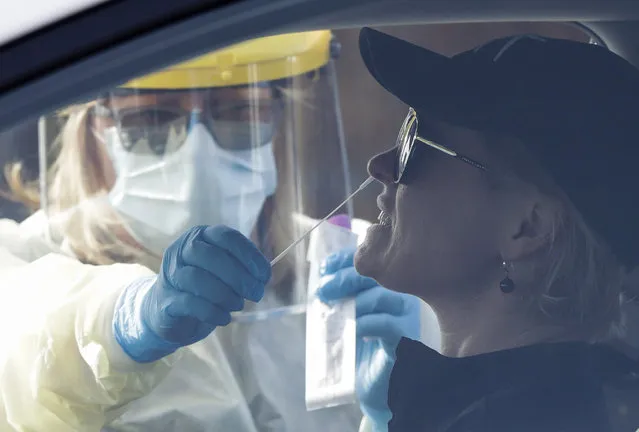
top-left (394, 107), bottom-right (488, 183)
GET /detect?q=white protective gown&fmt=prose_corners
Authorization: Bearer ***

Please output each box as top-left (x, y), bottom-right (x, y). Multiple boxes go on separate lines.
top-left (0, 214), bottom-right (440, 431)
top-left (0, 220), bottom-right (175, 431)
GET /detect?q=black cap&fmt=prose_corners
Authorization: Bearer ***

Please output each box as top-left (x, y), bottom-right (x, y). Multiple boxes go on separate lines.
top-left (359, 27), bottom-right (639, 269)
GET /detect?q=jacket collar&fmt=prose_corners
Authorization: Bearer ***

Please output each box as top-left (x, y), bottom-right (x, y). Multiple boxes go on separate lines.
top-left (387, 337), bottom-right (639, 431)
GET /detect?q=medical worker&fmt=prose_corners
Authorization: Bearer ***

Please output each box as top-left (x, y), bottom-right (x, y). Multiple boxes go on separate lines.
top-left (0, 30), bottom-right (437, 431)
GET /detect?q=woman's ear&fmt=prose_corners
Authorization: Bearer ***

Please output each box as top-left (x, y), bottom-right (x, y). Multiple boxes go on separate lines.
top-left (499, 190), bottom-right (560, 262)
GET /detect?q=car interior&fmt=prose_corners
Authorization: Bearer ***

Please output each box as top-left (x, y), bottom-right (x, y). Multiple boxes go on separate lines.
top-left (0, 0), bottom-right (639, 429)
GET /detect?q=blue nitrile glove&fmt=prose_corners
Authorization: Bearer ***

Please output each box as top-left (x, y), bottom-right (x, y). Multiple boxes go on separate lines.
top-left (113, 225), bottom-right (271, 363)
top-left (316, 248), bottom-right (421, 432)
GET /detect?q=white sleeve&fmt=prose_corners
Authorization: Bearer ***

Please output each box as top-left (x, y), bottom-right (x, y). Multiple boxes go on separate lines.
top-left (0, 252), bottom-right (180, 431)
top-left (0, 218), bottom-right (60, 264)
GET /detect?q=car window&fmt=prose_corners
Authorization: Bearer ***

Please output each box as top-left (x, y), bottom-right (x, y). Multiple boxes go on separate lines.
top-left (1, 21), bottom-right (636, 432)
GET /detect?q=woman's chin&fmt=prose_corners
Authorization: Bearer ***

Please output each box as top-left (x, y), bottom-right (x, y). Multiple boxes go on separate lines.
top-left (354, 231), bottom-right (388, 280)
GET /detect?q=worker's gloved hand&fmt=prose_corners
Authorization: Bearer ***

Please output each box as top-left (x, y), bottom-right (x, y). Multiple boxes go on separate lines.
top-left (316, 248), bottom-right (421, 432)
top-left (114, 225), bottom-right (271, 363)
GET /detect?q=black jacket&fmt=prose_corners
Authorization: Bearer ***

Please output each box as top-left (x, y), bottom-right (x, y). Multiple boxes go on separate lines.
top-left (388, 338), bottom-right (639, 432)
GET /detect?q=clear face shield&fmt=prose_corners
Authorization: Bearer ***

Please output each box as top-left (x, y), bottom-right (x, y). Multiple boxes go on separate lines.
top-left (93, 84), bottom-right (283, 257)
top-left (38, 31), bottom-right (353, 308)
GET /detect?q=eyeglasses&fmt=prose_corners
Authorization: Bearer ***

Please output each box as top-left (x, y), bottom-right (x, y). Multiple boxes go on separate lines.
top-left (394, 107), bottom-right (488, 183)
top-left (93, 92), bottom-right (284, 153)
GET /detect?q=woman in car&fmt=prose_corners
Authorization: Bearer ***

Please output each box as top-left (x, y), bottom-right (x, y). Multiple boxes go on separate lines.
top-left (319, 28), bottom-right (639, 431)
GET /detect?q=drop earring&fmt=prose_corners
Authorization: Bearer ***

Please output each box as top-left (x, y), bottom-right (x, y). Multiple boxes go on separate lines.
top-left (499, 260), bottom-right (515, 293)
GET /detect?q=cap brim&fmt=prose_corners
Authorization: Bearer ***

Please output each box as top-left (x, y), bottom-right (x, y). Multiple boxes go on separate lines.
top-left (359, 27), bottom-right (487, 129)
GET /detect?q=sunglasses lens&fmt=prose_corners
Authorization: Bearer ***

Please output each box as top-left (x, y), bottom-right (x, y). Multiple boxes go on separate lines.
top-left (395, 111), bottom-right (418, 182)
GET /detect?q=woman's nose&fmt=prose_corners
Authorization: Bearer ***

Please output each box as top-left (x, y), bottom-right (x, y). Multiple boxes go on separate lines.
top-left (367, 147), bottom-right (396, 184)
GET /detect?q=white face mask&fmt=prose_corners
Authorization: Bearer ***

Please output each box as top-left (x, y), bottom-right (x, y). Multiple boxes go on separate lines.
top-left (105, 121), bottom-right (277, 256)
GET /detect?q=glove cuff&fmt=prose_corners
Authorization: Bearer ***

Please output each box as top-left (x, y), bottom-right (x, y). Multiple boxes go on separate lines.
top-left (113, 276), bottom-right (182, 363)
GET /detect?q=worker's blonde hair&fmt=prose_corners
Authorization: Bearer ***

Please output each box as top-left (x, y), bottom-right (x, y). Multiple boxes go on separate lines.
top-left (7, 104), bottom-right (145, 265)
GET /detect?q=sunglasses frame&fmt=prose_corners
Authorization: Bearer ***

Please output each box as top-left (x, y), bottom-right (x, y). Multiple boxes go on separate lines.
top-left (394, 107), bottom-right (488, 184)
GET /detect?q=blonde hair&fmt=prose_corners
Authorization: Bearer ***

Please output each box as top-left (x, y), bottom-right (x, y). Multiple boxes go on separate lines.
top-left (488, 133), bottom-right (630, 341)
top-left (8, 104), bottom-right (147, 265)
top-left (535, 196), bottom-right (625, 341)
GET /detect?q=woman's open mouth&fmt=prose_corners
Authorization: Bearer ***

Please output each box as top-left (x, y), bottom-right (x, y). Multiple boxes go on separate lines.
top-left (377, 211), bottom-right (392, 227)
